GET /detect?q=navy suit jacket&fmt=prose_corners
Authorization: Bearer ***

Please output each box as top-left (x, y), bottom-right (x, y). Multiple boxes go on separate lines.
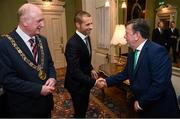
top-left (0, 30), bottom-right (56, 117)
top-left (64, 33), bottom-right (95, 94)
top-left (106, 40), bottom-right (180, 117)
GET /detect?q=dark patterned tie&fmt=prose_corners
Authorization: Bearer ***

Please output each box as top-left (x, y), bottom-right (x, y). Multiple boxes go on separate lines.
top-left (29, 38), bottom-right (38, 63)
top-left (85, 38), bottom-right (90, 54)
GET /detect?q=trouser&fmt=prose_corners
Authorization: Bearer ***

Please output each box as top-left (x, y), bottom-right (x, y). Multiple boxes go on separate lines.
top-left (70, 91), bottom-right (90, 118)
top-left (0, 93), bottom-right (8, 117)
top-left (167, 40), bottom-right (177, 63)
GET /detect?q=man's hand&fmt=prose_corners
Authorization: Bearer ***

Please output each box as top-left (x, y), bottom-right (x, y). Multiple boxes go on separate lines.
top-left (40, 85), bottom-right (55, 96)
top-left (95, 77), bottom-right (107, 88)
top-left (91, 69), bottom-right (98, 80)
top-left (134, 100), bottom-right (143, 112)
top-left (45, 78), bottom-right (56, 88)
top-left (41, 78), bottom-right (56, 96)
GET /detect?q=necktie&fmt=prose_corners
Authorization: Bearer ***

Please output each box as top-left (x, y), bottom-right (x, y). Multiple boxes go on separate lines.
top-left (85, 38), bottom-right (90, 54)
top-left (29, 38), bottom-right (38, 63)
top-left (133, 49), bottom-right (138, 70)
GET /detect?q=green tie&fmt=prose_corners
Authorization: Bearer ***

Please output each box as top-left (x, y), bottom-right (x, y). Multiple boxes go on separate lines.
top-left (133, 49), bottom-right (138, 70)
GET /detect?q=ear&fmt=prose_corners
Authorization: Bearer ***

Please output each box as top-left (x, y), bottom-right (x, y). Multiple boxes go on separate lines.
top-left (21, 19), bottom-right (29, 27)
top-left (135, 32), bottom-right (141, 41)
top-left (75, 22), bottom-right (80, 29)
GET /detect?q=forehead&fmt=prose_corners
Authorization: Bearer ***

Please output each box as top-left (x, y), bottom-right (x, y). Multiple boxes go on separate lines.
top-left (126, 24), bottom-right (133, 32)
top-left (159, 22), bottom-right (164, 25)
top-left (81, 16), bottom-right (92, 23)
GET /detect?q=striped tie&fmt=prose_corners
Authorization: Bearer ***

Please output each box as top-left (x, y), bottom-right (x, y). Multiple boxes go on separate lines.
top-left (29, 38), bottom-right (38, 63)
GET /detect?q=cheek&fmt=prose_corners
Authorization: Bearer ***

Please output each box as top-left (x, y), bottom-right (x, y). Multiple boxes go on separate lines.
top-left (125, 35), bottom-right (131, 41)
top-left (127, 36), bottom-right (135, 44)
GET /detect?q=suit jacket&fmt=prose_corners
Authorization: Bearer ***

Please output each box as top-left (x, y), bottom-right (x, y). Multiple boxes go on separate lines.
top-left (152, 28), bottom-right (167, 46)
top-left (64, 33), bottom-right (95, 94)
top-left (106, 40), bottom-right (180, 117)
top-left (0, 30), bottom-right (56, 117)
top-left (167, 28), bottom-right (179, 44)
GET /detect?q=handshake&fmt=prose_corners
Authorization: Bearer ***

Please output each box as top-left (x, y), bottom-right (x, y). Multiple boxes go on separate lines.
top-left (95, 78), bottom-right (107, 89)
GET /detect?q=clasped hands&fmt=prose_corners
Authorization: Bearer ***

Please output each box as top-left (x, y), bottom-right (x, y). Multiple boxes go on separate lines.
top-left (95, 77), bottom-right (107, 89)
top-left (41, 78), bottom-right (56, 96)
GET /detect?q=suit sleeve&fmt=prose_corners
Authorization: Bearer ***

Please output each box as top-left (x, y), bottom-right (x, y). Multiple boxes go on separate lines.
top-left (65, 41), bottom-right (95, 88)
top-left (43, 38), bottom-right (56, 79)
top-left (177, 28), bottom-right (179, 38)
top-left (138, 47), bottom-right (172, 109)
top-left (106, 57), bottom-right (129, 86)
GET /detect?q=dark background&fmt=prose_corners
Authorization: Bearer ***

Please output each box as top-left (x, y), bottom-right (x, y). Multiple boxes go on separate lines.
top-left (127, 0), bottom-right (146, 21)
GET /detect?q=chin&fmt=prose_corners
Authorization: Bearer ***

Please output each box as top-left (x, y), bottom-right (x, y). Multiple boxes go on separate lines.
top-left (86, 32), bottom-right (91, 36)
top-left (35, 32), bottom-right (40, 35)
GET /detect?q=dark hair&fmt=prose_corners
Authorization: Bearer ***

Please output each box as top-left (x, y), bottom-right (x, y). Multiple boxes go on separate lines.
top-left (157, 20), bottom-right (164, 26)
top-left (170, 21), bottom-right (175, 24)
top-left (74, 10), bottom-right (91, 24)
top-left (126, 18), bottom-right (150, 39)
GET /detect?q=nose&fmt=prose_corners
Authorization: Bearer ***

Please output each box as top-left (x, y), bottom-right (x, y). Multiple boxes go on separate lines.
top-left (40, 21), bottom-right (44, 27)
top-left (89, 24), bottom-right (93, 30)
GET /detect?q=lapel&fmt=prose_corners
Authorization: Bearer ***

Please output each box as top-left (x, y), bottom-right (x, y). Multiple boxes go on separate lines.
top-left (171, 28), bottom-right (174, 33)
top-left (129, 50), bottom-right (135, 77)
top-left (133, 40), bottom-right (149, 75)
top-left (75, 33), bottom-right (92, 58)
top-left (156, 28), bottom-right (160, 34)
top-left (174, 28), bottom-right (178, 34)
top-left (9, 31), bottom-right (36, 64)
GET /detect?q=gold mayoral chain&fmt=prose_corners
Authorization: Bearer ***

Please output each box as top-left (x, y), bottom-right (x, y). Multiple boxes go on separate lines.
top-left (2, 34), bottom-right (47, 80)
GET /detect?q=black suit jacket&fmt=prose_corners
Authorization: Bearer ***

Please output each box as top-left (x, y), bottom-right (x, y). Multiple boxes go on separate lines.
top-left (167, 28), bottom-right (179, 44)
top-left (64, 33), bottom-right (95, 94)
top-left (152, 28), bottom-right (167, 46)
top-left (0, 30), bottom-right (56, 117)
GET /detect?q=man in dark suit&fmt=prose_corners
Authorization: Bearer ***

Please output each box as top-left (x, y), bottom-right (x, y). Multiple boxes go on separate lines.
top-left (64, 10), bottom-right (98, 118)
top-left (152, 21), bottom-right (168, 47)
top-left (0, 3), bottom-right (56, 117)
top-left (167, 21), bottom-right (179, 63)
top-left (96, 18), bottom-right (180, 117)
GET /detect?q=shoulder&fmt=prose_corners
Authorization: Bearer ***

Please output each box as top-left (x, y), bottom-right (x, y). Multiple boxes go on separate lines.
top-left (67, 33), bottom-right (81, 45)
top-left (0, 34), bottom-right (17, 55)
top-left (175, 28), bottom-right (179, 31)
top-left (146, 41), bottom-right (168, 56)
top-left (0, 34), bottom-right (12, 47)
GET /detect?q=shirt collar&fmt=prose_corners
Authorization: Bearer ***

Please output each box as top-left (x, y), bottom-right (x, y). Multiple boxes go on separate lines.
top-left (158, 27), bottom-right (161, 31)
top-left (16, 26), bottom-right (32, 43)
top-left (136, 39), bottom-right (147, 51)
top-left (76, 30), bottom-right (87, 40)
